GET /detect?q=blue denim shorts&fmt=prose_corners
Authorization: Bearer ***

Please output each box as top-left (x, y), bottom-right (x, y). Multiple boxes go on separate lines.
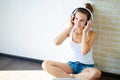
top-left (67, 61), bottom-right (94, 74)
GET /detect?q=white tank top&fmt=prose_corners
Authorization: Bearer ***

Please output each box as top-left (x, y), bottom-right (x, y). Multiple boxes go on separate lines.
top-left (67, 27), bottom-right (94, 64)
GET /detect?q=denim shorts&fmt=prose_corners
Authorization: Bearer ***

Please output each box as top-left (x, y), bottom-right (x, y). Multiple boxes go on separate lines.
top-left (67, 61), bottom-right (94, 74)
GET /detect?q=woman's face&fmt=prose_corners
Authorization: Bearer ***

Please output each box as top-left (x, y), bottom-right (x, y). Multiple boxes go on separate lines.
top-left (74, 12), bottom-right (87, 29)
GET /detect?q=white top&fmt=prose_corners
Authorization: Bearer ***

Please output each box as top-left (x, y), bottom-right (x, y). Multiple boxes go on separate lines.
top-left (67, 27), bottom-right (94, 64)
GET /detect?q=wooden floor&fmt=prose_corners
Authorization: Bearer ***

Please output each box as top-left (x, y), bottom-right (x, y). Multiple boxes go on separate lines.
top-left (0, 53), bottom-right (120, 80)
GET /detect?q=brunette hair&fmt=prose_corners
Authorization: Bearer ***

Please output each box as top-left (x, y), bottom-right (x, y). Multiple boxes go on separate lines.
top-left (72, 3), bottom-right (93, 21)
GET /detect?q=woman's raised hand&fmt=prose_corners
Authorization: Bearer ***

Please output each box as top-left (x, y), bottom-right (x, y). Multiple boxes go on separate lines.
top-left (69, 15), bottom-right (74, 28)
top-left (83, 20), bottom-right (94, 32)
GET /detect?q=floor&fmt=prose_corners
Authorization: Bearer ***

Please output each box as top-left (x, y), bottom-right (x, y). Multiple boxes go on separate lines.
top-left (0, 54), bottom-right (120, 80)
top-left (0, 55), bottom-right (42, 70)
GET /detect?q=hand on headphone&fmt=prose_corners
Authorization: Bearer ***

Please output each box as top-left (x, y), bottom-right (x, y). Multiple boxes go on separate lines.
top-left (69, 15), bottom-right (74, 28)
top-left (83, 20), bottom-right (94, 32)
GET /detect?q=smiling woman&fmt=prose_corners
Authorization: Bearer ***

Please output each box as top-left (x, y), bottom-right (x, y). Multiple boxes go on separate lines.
top-left (0, 0), bottom-right (120, 79)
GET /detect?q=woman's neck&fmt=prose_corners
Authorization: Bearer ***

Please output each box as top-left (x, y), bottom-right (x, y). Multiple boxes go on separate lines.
top-left (74, 28), bottom-right (83, 35)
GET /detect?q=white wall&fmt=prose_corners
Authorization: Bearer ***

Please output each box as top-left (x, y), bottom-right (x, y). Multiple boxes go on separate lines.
top-left (0, 0), bottom-right (90, 61)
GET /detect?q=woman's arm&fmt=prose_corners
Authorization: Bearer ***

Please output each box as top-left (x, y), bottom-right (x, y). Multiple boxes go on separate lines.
top-left (81, 30), bottom-right (96, 55)
top-left (55, 15), bottom-right (74, 45)
top-left (81, 20), bottom-right (96, 55)
top-left (54, 26), bottom-right (73, 45)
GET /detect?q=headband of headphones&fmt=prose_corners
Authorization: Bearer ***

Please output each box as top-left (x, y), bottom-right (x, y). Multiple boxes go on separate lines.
top-left (72, 7), bottom-right (94, 20)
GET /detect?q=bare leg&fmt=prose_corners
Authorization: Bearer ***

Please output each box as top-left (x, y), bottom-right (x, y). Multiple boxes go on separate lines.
top-left (72, 68), bottom-right (101, 80)
top-left (42, 60), bottom-right (73, 78)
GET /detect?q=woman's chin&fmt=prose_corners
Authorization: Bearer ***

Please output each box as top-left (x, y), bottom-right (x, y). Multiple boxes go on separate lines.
top-left (75, 26), bottom-right (81, 29)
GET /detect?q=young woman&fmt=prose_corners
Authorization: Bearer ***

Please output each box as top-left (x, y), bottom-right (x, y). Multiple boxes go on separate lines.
top-left (42, 3), bottom-right (101, 80)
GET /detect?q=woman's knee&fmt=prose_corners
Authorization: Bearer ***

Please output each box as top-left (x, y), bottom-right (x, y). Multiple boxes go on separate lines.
top-left (42, 60), bottom-right (53, 70)
top-left (90, 68), bottom-right (101, 80)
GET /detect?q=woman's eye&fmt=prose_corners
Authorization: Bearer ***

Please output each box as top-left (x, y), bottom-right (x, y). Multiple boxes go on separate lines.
top-left (80, 20), bottom-right (84, 22)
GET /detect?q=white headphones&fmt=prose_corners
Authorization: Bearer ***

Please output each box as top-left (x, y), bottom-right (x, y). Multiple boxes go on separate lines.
top-left (72, 7), bottom-right (93, 21)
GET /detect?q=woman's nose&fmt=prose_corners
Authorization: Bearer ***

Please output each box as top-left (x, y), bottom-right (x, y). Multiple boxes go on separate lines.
top-left (76, 20), bottom-right (81, 24)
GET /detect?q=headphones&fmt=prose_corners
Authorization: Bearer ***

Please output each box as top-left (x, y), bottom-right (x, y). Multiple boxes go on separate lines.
top-left (72, 7), bottom-right (93, 25)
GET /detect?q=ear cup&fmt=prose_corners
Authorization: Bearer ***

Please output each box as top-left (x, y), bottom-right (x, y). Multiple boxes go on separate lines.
top-left (72, 8), bottom-right (78, 21)
top-left (85, 20), bottom-right (89, 25)
top-left (85, 21), bottom-right (88, 25)
top-left (72, 14), bottom-right (75, 21)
